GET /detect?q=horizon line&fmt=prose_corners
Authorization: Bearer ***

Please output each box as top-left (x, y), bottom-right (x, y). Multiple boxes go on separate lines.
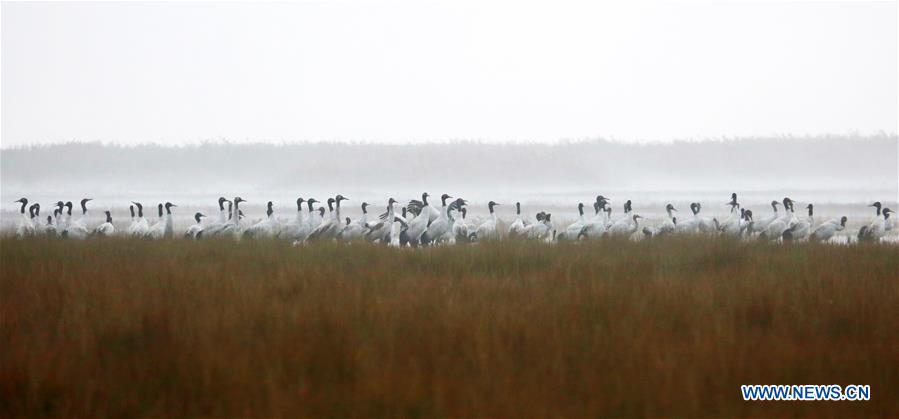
top-left (3, 131), bottom-right (897, 151)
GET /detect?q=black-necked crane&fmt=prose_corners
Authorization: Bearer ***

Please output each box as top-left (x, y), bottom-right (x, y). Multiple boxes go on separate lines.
top-left (92, 211), bottom-right (115, 237)
top-left (475, 201), bottom-right (501, 241)
top-left (421, 194), bottom-right (454, 245)
top-left (858, 207), bottom-right (892, 242)
top-left (14, 198), bottom-right (34, 238)
top-left (811, 216), bottom-right (847, 242)
top-left (185, 212), bottom-right (206, 239)
top-left (783, 204), bottom-right (814, 241)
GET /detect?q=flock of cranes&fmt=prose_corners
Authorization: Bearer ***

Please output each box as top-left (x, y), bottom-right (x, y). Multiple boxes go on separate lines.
top-left (10, 193), bottom-right (895, 245)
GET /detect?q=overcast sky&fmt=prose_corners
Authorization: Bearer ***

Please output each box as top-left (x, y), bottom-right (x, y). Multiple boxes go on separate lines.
top-left (1, 0), bottom-right (896, 147)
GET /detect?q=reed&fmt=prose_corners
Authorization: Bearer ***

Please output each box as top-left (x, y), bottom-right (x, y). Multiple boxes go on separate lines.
top-left (2, 237), bottom-right (897, 417)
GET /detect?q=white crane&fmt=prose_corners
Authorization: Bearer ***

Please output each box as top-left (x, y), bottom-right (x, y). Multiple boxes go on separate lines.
top-left (522, 212), bottom-right (554, 242)
top-left (857, 202), bottom-right (884, 242)
top-left (390, 207), bottom-right (408, 246)
top-left (643, 204), bottom-right (677, 238)
top-left (305, 197), bottom-right (336, 241)
top-left (858, 208), bottom-right (893, 242)
top-left (215, 197), bottom-right (229, 225)
top-left (749, 200), bottom-right (781, 235)
top-left (74, 198), bottom-right (93, 227)
top-left (556, 203), bottom-right (588, 241)
top-left (676, 203), bottom-right (702, 233)
top-left (292, 200), bottom-right (325, 246)
top-left (407, 193), bottom-right (441, 226)
top-left (609, 200), bottom-right (633, 226)
top-left (92, 211), bottom-right (115, 237)
top-left (61, 201), bottom-right (74, 233)
top-left (126, 205), bottom-right (136, 233)
top-left (29, 203), bottom-right (41, 231)
top-left (453, 206), bottom-right (476, 243)
top-left (202, 197), bottom-right (230, 237)
top-left (338, 202), bottom-right (371, 241)
top-left (14, 198), bottom-right (34, 238)
top-left (440, 199), bottom-right (467, 244)
top-left (146, 204), bottom-right (165, 239)
top-left (581, 196), bottom-right (611, 239)
top-left (314, 207), bottom-right (326, 228)
top-left (244, 201), bottom-right (280, 238)
top-left (475, 201), bottom-right (501, 241)
top-left (520, 211), bottom-right (544, 237)
top-left (280, 198), bottom-right (306, 240)
top-left (811, 216), bottom-right (847, 242)
top-left (63, 199), bottom-right (93, 239)
top-left (163, 202), bottom-right (177, 239)
top-left (404, 193), bottom-right (432, 246)
top-left (215, 200), bottom-right (235, 236)
top-left (421, 194), bottom-right (454, 245)
top-left (43, 215), bottom-right (57, 236)
top-left (441, 198), bottom-right (468, 244)
top-left (740, 210), bottom-right (754, 236)
top-left (783, 204), bottom-right (814, 241)
top-left (219, 197), bottom-right (247, 238)
top-left (508, 202), bottom-right (526, 238)
top-left (760, 198), bottom-right (795, 241)
top-left (128, 202), bottom-right (150, 237)
top-left (865, 202), bottom-right (883, 225)
top-left (365, 198), bottom-right (399, 244)
top-left (50, 203), bottom-right (63, 235)
top-left (660, 204), bottom-right (678, 235)
top-left (307, 196), bottom-right (347, 241)
top-left (720, 207), bottom-right (744, 236)
top-left (333, 195), bottom-right (348, 237)
top-left (607, 214), bottom-right (642, 237)
top-left (607, 200), bottom-right (641, 236)
top-left (719, 194), bottom-right (743, 235)
top-left (694, 203), bottom-right (719, 233)
top-left (296, 198), bottom-right (320, 242)
top-left (185, 212), bottom-right (206, 239)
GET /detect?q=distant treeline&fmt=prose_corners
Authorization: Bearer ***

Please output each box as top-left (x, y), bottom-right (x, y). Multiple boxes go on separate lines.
top-left (2, 135), bottom-right (896, 198)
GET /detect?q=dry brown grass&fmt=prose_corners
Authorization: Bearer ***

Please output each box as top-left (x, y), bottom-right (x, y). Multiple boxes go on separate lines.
top-left (2, 237), bottom-right (898, 418)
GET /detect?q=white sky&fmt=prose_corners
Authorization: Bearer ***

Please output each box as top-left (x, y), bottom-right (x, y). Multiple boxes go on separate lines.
top-left (1, 0), bottom-right (896, 146)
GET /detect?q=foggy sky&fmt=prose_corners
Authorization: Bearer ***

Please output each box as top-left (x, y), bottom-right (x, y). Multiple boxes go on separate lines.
top-left (2, 0), bottom-right (897, 147)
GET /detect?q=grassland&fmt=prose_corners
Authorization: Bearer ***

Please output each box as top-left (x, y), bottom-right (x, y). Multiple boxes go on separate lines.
top-left (2, 237), bottom-right (898, 417)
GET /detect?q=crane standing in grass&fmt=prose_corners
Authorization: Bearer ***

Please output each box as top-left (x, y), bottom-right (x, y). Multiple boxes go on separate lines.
top-left (13, 192), bottom-right (888, 245)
